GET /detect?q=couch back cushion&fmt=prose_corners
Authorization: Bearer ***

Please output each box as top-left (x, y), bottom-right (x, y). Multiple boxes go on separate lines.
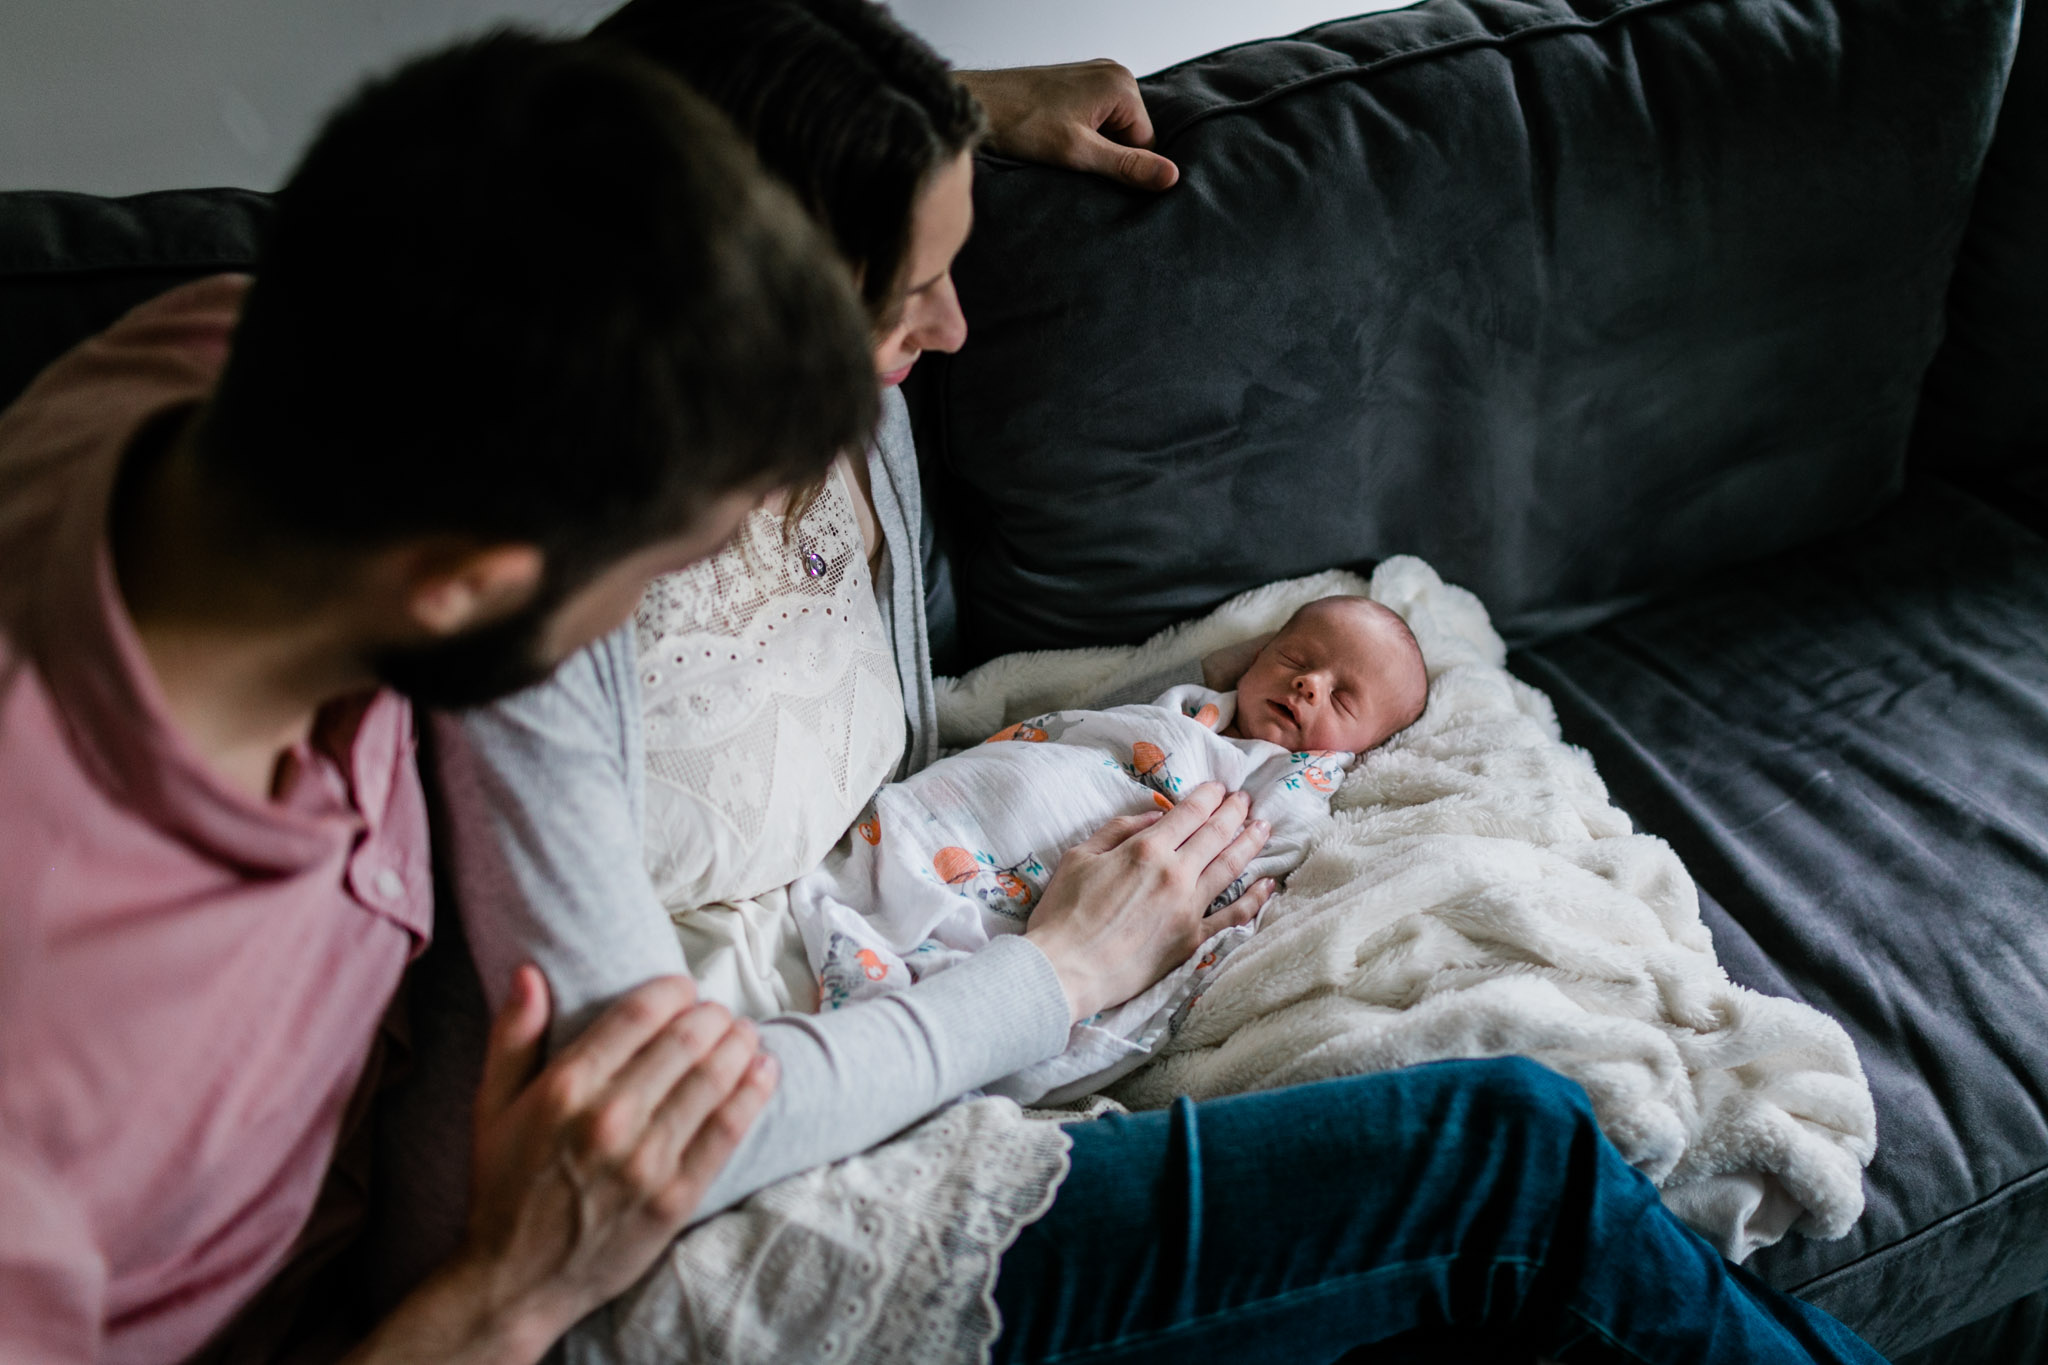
top-left (1910, 0), bottom-right (2048, 493)
top-left (906, 0), bottom-right (2026, 668)
top-left (0, 190), bottom-right (271, 411)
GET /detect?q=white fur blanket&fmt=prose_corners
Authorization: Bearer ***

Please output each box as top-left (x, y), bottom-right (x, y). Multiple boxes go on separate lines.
top-left (936, 558), bottom-right (1876, 1262)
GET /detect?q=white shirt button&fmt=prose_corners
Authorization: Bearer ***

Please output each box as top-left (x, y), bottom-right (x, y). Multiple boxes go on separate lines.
top-left (373, 868), bottom-right (404, 901)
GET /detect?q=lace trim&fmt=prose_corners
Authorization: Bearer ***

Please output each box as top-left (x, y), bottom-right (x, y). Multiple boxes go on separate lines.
top-left (579, 1099), bottom-right (1072, 1365)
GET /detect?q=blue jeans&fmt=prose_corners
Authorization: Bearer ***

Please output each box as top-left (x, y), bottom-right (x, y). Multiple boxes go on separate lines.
top-left (988, 1058), bottom-right (1886, 1364)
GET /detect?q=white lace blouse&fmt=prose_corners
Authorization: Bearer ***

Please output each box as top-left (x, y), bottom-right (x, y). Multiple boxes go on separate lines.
top-left (598, 438), bottom-right (1074, 1365)
top-left (635, 458), bottom-right (907, 915)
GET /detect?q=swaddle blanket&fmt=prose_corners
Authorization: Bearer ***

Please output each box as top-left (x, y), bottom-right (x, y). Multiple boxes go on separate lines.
top-left (934, 558), bottom-right (1877, 1262)
top-left (788, 684), bottom-right (1352, 1105)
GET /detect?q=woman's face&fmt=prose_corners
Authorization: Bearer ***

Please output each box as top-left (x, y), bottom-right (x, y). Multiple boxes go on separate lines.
top-left (872, 150), bottom-right (974, 387)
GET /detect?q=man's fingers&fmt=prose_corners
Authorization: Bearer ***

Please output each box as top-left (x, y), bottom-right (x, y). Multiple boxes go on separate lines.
top-left (650, 1054), bottom-right (778, 1225)
top-left (477, 964), bottom-right (550, 1124)
top-left (593, 1004), bottom-right (743, 1148)
top-left (546, 975), bottom-right (699, 1105)
top-left (1080, 58), bottom-right (1157, 146)
top-left (1069, 128), bottom-right (1179, 190)
top-left (634, 1020), bottom-right (763, 1181)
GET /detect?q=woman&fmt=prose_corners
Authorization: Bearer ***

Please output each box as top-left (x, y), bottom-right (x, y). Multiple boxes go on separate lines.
top-left (399, 4), bottom-right (1892, 1362)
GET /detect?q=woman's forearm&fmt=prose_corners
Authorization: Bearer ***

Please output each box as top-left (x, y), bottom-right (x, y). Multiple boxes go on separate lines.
top-left (444, 635), bottom-right (1072, 1220)
top-left (694, 935), bottom-right (1070, 1215)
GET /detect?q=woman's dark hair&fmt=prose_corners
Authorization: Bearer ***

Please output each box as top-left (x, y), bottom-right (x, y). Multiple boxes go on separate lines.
top-left (591, 0), bottom-right (986, 325)
top-left (201, 30), bottom-right (877, 595)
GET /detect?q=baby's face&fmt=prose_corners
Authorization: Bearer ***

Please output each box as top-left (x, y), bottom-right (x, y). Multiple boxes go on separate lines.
top-left (1231, 598), bottom-right (1427, 754)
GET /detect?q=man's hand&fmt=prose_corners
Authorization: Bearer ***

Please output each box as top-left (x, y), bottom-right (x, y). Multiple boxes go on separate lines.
top-left (346, 969), bottom-right (775, 1365)
top-left (957, 60), bottom-right (1180, 191)
top-left (1025, 782), bottom-right (1273, 1021)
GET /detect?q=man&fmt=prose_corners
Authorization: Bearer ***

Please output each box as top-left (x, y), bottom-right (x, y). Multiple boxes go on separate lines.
top-left (0, 34), bottom-right (865, 1362)
top-left (0, 27), bottom-right (1222, 1361)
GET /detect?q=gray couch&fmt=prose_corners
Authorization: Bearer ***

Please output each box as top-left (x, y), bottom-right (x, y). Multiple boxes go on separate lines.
top-left (903, 0), bottom-right (2048, 1359)
top-left (2, 0), bottom-right (2042, 1358)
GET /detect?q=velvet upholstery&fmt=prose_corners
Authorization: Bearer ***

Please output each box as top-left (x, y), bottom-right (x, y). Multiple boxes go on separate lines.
top-left (909, 0), bottom-right (2024, 667)
top-left (1910, 0), bottom-right (2048, 519)
top-left (1516, 482), bottom-right (2048, 1356)
top-left (0, 189), bottom-right (272, 411)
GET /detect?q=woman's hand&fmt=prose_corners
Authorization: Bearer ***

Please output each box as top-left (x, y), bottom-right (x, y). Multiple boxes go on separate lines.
top-left (1025, 782), bottom-right (1274, 1022)
top-left (956, 61), bottom-right (1180, 191)
top-left (346, 969), bottom-right (776, 1365)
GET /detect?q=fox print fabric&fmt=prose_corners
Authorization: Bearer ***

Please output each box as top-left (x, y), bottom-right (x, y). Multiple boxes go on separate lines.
top-left (787, 685), bottom-right (1350, 1104)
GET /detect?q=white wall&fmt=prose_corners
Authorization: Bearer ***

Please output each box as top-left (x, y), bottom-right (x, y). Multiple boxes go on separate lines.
top-left (888, 0), bottom-right (1405, 74)
top-left (0, 0), bottom-right (1406, 196)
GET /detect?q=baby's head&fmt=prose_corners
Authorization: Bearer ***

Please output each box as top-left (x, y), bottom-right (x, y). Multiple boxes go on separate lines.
top-left (1230, 596), bottom-right (1427, 754)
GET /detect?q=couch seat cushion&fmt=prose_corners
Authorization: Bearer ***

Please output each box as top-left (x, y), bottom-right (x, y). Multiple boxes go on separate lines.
top-left (1512, 480), bottom-right (2048, 1355)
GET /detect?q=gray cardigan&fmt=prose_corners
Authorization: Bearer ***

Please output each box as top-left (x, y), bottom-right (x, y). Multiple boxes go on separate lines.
top-left (365, 391), bottom-right (1071, 1309)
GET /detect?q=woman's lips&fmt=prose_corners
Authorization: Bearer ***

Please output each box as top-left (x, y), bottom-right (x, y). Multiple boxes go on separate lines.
top-left (878, 362), bottom-right (915, 387)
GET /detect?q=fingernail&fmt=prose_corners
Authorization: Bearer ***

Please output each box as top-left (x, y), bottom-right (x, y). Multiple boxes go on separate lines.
top-left (1252, 820), bottom-right (1271, 836)
top-left (752, 1053), bottom-right (778, 1080)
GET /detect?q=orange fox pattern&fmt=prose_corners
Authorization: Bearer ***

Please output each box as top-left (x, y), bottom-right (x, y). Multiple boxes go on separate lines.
top-left (819, 930), bottom-right (896, 1009)
top-left (984, 722), bottom-right (1050, 744)
top-left (1281, 751), bottom-right (1348, 795)
top-left (1126, 740), bottom-right (1185, 800)
top-left (931, 844), bottom-right (1047, 919)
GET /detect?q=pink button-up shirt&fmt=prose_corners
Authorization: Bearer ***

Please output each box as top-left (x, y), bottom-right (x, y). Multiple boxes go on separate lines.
top-left (0, 277), bottom-right (433, 1363)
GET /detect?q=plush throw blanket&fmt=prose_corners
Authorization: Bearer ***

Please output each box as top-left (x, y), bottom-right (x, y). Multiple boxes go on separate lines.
top-left (936, 558), bottom-right (1876, 1262)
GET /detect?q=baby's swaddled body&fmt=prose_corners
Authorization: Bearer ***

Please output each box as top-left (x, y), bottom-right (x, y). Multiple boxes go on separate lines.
top-left (789, 683), bottom-right (1352, 1105)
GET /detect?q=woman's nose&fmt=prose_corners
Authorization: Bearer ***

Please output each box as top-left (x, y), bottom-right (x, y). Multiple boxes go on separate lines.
top-left (910, 275), bottom-right (969, 355)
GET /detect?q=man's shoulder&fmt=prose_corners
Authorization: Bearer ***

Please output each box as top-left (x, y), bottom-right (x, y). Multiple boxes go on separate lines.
top-left (0, 274), bottom-right (248, 432)
top-left (0, 660), bottom-right (94, 902)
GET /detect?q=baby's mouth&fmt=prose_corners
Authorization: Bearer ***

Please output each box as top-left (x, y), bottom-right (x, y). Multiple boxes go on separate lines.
top-left (1268, 697), bottom-right (1299, 731)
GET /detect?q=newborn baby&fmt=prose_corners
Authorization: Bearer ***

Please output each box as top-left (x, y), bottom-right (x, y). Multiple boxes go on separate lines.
top-left (788, 595), bottom-right (1429, 1104)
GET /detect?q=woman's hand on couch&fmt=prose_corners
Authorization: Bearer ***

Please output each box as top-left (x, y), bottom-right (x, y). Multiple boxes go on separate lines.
top-left (344, 969), bottom-right (776, 1365)
top-left (1025, 782), bottom-right (1272, 1023)
top-left (956, 60), bottom-right (1180, 192)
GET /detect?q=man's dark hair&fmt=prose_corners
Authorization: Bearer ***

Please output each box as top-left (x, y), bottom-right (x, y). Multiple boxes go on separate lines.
top-left (591, 0), bottom-right (986, 325)
top-left (201, 30), bottom-right (877, 598)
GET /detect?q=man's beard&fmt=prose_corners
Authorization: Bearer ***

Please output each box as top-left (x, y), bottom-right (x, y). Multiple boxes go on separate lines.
top-left (369, 596), bottom-right (559, 710)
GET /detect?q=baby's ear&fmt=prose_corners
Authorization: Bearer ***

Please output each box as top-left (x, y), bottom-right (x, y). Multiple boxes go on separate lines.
top-left (1200, 632), bottom-right (1275, 692)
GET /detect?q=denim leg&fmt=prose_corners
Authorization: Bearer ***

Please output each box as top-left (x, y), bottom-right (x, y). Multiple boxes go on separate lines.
top-left (987, 1058), bottom-right (1887, 1365)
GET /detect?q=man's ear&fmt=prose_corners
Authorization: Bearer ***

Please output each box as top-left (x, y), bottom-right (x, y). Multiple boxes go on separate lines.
top-left (403, 543), bottom-right (546, 637)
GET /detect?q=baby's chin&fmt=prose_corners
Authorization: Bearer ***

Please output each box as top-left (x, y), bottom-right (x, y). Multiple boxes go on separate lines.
top-left (1228, 702), bottom-right (1286, 747)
